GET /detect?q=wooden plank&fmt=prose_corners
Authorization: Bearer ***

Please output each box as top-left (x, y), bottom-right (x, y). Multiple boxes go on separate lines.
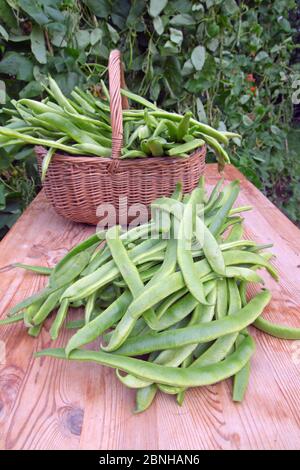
top-left (0, 164), bottom-right (299, 450)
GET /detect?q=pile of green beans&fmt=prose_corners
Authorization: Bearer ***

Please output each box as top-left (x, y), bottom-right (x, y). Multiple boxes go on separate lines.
top-left (2, 178), bottom-right (300, 413)
top-left (0, 77), bottom-right (239, 178)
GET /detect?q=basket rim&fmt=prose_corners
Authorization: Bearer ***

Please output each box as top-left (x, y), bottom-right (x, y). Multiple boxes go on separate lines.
top-left (35, 144), bottom-right (206, 166)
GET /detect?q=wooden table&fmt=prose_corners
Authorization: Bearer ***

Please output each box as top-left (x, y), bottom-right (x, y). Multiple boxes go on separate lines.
top-left (0, 164), bottom-right (299, 450)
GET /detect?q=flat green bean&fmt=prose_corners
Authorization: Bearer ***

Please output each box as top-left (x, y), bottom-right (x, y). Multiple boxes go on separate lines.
top-left (113, 290), bottom-right (271, 356)
top-left (0, 313), bottom-right (24, 324)
top-left (215, 279), bottom-right (228, 319)
top-left (232, 331), bottom-right (251, 401)
top-left (65, 291), bottom-right (132, 356)
top-left (209, 181), bottom-right (240, 236)
top-left (36, 335), bottom-right (255, 388)
top-left (32, 287), bottom-right (65, 325)
top-left (135, 384), bottom-right (158, 413)
top-left (253, 317), bottom-right (300, 339)
top-left (50, 298), bottom-right (69, 340)
top-left (223, 250), bottom-right (278, 280)
top-left (12, 263), bottom-right (52, 275)
top-left (194, 217), bottom-right (226, 275)
top-left (50, 251), bottom-right (91, 289)
top-left (177, 189), bottom-right (209, 305)
top-left (225, 223), bottom-right (244, 242)
top-left (62, 239), bottom-right (167, 302)
top-left (84, 292), bottom-right (97, 324)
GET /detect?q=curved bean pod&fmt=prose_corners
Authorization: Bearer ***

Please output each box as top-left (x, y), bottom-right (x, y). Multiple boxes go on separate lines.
top-left (113, 290), bottom-right (271, 356)
top-left (65, 291), bottom-right (132, 356)
top-left (177, 189), bottom-right (209, 305)
top-left (253, 317), bottom-right (300, 339)
top-left (208, 181), bottom-right (240, 236)
top-left (194, 217), bottom-right (226, 275)
top-left (113, 289), bottom-right (217, 390)
top-left (222, 250), bottom-right (278, 280)
top-left (12, 263), bottom-right (52, 275)
top-left (36, 335), bottom-right (255, 388)
top-left (50, 298), bottom-right (69, 340)
top-left (135, 384), bottom-right (158, 413)
top-left (61, 239), bottom-right (167, 302)
top-left (105, 225), bottom-right (158, 337)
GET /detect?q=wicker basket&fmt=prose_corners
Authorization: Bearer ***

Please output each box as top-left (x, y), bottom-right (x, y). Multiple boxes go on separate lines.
top-left (36, 50), bottom-right (206, 225)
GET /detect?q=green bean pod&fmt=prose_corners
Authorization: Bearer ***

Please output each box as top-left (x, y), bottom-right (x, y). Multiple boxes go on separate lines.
top-left (36, 335), bottom-right (255, 388)
top-left (113, 290), bottom-right (271, 356)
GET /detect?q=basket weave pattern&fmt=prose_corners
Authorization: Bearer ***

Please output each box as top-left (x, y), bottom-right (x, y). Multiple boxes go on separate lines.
top-left (36, 146), bottom-right (205, 224)
top-left (36, 50), bottom-right (206, 225)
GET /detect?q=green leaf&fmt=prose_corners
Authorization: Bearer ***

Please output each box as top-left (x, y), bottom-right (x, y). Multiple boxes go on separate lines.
top-left (0, 80), bottom-right (6, 104)
top-left (270, 125), bottom-right (281, 136)
top-left (0, 0), bottom-right (18, 28)
top-left (0, 24), bottom-right (9, 41)
top-left (8, 34), bottom-right (31, 42)
top-left (182, 58), bottom-right (194, 76)
top-left (90, 28), bottom-right (103, 45)
top-left (0, 52), bottom-right (33, 81)
top-left (205, 0), bottom-right (214, 8)
top-left (163, 56), bottom-right (182, 96)
top-left (242, 115), bottom-right (254, 127)
top-left (82, 0), bottom-right (111, 18)
top-left (18, 0), bottom-right (49, 25)
top-left (0, 150), bottom-right (11, 169)
top-left (222, 0), bottom-right (239, 16)
top-left (191, 45), bottom-right (206, 71)
top-left (19, 81), bottom-right (43, 98)
top-left (192, 2), bottom-right (204, 11)
top-left (111, 14), bottom-right (125, 29)
top-left (207, 23), bottom-right (220, 38)
top-left (13, 147), bottom-right (34, 161)
top-left (254, 51), bottom-right (270, 62)
top-left (277, 17), bottom-right (291, 33)
top-left (0, 185), bottom-right (6, 211)
top-left (196, 97), bottom-right (207, 123)
top-left (54, 72), bottom-right (83, 97)
top-left (44, 6), bottom-right (65, 22)
top-left (149, 0), bottom-right (168, 18)
top-left (30, 25), bottom-right (47, 64)
top-left (218, 121), bottom-right (227, 131)
top-left (0, 212), bottom-right (20, 229)
top-left (169, 28), bottom-right (183, 45)
top-left (162, 40), bottom-right (178, 55)
top-left (49, 29), bottom-right (67, 47)
top-left (76, 30), bottom-right (91, 49)
top-left (170, 14), bottom-right (195, 26)
top-left (153, 16), bottom-right (164, 35)
top-left (107, 23), bottom-right (119, 44)
top-left (240, 94), bottom-right (250, 105)
top-left (126, 0), bottom-right (146, 25)
top-left (150, 80), bottom-right (160, 101)
top-left (207, 38), bottom-right (219, 52)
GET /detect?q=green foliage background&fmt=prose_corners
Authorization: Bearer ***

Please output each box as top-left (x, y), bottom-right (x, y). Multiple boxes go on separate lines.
top-left (0, 0), bottom-right (299, 237)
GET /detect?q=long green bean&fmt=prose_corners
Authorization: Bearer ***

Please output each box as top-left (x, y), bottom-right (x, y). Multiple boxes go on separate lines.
top-left (36, 335), bottom-right (255, 388)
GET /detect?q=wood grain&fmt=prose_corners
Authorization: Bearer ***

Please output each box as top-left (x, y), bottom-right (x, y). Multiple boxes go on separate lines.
top-left (0, 164), bottom-right (299, 450)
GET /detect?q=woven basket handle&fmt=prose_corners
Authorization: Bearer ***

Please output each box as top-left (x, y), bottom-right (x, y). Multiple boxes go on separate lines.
top-left (109, 50), bottom-right (128, 160)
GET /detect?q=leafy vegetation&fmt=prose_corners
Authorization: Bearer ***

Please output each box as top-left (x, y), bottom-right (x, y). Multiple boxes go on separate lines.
top-left (0, 0), bottom-right (299, 237)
